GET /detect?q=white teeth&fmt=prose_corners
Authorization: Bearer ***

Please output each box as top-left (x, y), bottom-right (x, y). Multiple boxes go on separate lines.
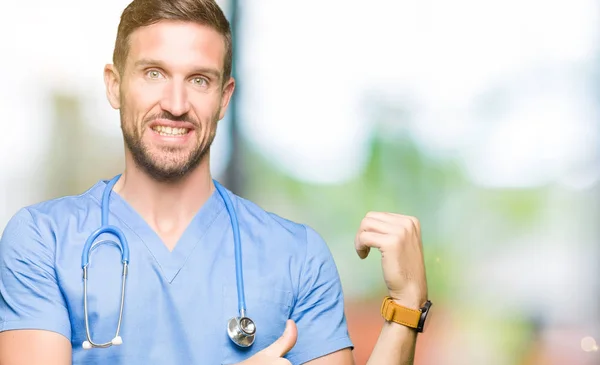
top-left (152, 126), bottom-right (189, 136)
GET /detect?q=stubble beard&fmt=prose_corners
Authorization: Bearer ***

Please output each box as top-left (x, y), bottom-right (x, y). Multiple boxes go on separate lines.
top-left (120, 109), bottom-right (220, 183)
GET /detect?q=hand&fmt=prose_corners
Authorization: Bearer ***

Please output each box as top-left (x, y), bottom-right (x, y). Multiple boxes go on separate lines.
top-left (355, 212), bottom-right (428, 309)
top-left (237, 320), bottom-right (297, 365)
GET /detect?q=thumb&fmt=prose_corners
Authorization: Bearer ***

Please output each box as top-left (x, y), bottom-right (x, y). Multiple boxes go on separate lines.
top-left (261, 319), bottom-right (297, 357)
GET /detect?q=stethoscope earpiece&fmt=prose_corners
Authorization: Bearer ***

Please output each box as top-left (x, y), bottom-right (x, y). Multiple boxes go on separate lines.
top-left (227, 315), bottom-right (256, 347)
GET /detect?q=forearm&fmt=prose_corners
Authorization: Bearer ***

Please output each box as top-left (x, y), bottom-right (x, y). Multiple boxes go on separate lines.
top-left (366, 321), bottom-right (417, 365)
top-left (354, 212), bottom-right (428, 365)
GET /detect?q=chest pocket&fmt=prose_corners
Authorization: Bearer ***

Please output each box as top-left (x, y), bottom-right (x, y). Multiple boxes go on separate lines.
top-left (220, 284), bottom-right (293, 365)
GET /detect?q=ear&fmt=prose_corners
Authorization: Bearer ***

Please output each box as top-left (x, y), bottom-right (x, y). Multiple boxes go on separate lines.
top-left (218, 76), bottom-right (236, 120)
top-left (104, 64), bottom-right (121, 109)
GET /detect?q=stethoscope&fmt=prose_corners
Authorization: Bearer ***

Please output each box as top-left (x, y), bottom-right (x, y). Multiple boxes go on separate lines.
top-left (81, 174), bottom-right (256, 349)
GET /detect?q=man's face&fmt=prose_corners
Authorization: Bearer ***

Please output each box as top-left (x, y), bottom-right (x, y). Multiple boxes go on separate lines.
top-left (105, 20), bottom-right (234, 182)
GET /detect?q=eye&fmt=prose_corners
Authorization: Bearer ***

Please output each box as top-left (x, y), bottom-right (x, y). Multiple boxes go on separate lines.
top-left (191, 77), bottom-right (208, 87)
top-left (146, 70), bottom-right (164, 79)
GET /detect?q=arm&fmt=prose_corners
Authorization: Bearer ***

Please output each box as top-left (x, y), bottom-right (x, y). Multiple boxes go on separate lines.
top-left (236, 225), bottom-right (356, 365)
top-left (0, 209), bottom-right (73, 365)
top-left (238, 213), bottom-right (427, 365)
top-left (303, 348), bottom-right (355, 364)
top-left (0, 330), bottom-right (71, 365)
top-left (303, 211), bottom-right (429, 365)
top-left (365, 323), bottom-right (417, 365)
top-left (308, 211), bottom-right (428, 365)
top-left (284, 226), bottom-right (355, 364)
top-left (303, 322), bottom-right (419, 365)
top-left (357, 212), bottom-right (428, 365)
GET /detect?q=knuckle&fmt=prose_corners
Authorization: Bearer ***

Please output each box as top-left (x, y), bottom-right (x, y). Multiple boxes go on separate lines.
top-left (400, 224), bottom-right (411, 236)
top-left (361, 216), bottom-right (371, 226)
top-left (390, 226), bottom-right (409, 245)
top-left (412, 216), bottom-right (421, 227)
top-left (366, 211), bottom-right (378, 218)
top-left (401, 216), bottom-right (418, 231)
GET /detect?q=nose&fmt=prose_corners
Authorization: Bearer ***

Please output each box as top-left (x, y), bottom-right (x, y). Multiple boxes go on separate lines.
top-left (160, 79), bottom-right (190, 116)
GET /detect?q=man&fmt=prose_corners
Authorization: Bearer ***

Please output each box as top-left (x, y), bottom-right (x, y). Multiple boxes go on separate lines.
top-left (0, 0), bottom-right (431, 364)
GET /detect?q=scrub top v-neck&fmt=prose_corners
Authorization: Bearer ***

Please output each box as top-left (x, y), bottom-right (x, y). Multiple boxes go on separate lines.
top-left (103, 181), bottom-right (224, 283)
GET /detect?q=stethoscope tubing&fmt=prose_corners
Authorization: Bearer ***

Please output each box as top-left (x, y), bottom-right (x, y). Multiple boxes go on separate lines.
top-left (80, 175), bottom-right (249, 349)
top-left (213, 180), bottom-right (247, 316)
top-left (82, 175), bottom-right (130, 268)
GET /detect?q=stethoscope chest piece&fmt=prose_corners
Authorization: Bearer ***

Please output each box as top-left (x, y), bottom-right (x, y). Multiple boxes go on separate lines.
top-left (227, 315), bottom-right (256, 347)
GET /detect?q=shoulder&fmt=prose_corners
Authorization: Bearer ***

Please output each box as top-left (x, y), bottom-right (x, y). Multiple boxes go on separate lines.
top-left (228, 191), bottom-right (326, 249)
top-left (225, 193), bottom-right (331, 260)
top-left (32, 179), bottom-right (103, 212)
top-left (0, 181), bottom-right (102, 244)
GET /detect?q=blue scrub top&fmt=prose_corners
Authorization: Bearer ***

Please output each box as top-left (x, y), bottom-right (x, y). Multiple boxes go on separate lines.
top-left (0, 179), bottom-right (353, 364)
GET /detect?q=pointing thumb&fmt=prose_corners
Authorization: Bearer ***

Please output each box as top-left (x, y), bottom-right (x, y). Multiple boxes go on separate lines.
top-left (261, 319), bottom-right (297, 357)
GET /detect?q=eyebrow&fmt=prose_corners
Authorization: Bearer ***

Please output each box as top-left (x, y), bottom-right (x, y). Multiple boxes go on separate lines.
top-left (133, 58), bottom-right (222, 80)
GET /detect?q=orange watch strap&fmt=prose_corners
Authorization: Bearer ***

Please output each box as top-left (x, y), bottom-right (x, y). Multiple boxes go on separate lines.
top-left (380, 296), bottom-right (421, 329)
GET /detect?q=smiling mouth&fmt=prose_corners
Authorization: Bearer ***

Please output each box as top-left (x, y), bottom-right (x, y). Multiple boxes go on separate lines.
top-left (152, 125), bottom-right (191, 136)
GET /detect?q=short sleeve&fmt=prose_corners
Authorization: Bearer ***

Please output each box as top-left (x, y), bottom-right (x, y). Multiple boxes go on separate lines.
top-left (286, 225), bottom-right (354, 365)
top-left (0, 208), bottom-right (71, 340)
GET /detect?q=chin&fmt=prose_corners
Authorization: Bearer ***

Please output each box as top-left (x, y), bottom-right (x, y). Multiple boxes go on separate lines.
top-left (142, 166), bottom-right (191, 183)
top-left (127, 138), bottom-right (207, 182)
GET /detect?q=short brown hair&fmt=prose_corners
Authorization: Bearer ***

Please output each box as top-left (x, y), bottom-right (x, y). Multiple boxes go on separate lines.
top-left (113, 0), bottom-right (232, 82)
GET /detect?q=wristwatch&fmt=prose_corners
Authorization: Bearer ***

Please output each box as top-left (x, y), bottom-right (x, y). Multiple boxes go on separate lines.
top-left (380, 296), bottom-right (432, 333)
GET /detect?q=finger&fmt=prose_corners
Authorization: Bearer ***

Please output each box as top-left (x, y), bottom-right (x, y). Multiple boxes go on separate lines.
top-left (405, 216), bottom-right (421, 237)
top-left (365, 211), bottom-right (397, 223)
top-left (355, 217), bottom-right (399, 259)
top-left (359, 216), bottom-right (398, 235)
top-left (355, 231), bottom-right (394, 259)
top-left (366, 212), bottom-right (421, 239)
top-left (355, 243), bottom-right (370, 260)
top-left (367, 211), bottom-right (418, 228)
top-left (261, 319), bottom-right (297, 357)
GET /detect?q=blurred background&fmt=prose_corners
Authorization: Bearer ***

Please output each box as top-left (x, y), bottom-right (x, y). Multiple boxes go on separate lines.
top-left (1, 0), bottom-right (599, 364)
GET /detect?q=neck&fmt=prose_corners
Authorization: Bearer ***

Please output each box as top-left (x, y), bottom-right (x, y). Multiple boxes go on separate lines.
top-left (113, 154), bottom-right (214, 249)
